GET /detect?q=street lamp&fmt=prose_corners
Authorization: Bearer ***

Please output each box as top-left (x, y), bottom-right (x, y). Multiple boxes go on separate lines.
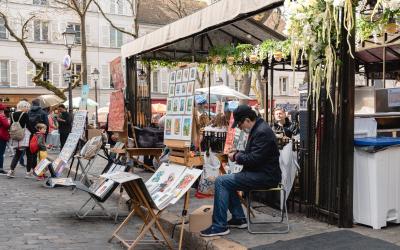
top-left (62, 25), bottom-right (76, 114)
top-left (91, 68), bottom-right (100, 128)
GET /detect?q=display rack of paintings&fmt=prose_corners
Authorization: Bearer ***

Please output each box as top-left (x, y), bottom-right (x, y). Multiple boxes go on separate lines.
top-left (164, 66), bottom-right (196, 144)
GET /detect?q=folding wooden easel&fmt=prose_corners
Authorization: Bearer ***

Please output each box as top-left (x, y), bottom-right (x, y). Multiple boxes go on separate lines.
top-left (109, 180), bottom-right (173, 249)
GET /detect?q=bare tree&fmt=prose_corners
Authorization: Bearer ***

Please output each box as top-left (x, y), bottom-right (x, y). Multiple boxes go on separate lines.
top-left (0, 11), bottom-right (80, 100)
top-left (54, 0), bottom-right (93, 86)
top-left (164, 0), bottom-right (187, 18)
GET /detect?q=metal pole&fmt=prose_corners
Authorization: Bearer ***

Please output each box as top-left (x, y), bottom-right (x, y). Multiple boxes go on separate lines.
top-left (68, 47), bottom-right (73, 115)
top-left (95, 79), bottom-right (98, 128)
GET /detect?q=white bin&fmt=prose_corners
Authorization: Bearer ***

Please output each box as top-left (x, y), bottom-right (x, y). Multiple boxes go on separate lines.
top-left (353, 146), bottom-right (400, 229)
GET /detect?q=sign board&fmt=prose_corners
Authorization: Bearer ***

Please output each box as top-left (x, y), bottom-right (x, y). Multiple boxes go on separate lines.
top-left (110, 57), bottom-right (125, 90)
top-left (63, 55), bottom-right (71, 70)
top-left (388, 88), bottom-right (400, 107)
top-left (108, 90), bottom-right (125, 132)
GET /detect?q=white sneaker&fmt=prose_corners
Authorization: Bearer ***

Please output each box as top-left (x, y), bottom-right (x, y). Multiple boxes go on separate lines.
top-left (25, 172), bottom-right (34, 179)
top-left (7, 170), bottom-right (15, 178)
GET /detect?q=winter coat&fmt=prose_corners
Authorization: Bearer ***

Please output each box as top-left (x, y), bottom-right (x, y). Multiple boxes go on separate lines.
top-left (27, 106), bottom-right (49, 134)
top-left (235, 118), bottom-right (281, 184)
top-left (0, 113), bottom-right (10, 141)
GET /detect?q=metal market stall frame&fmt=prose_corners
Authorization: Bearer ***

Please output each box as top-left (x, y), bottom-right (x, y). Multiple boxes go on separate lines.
top-left (122, 0), bottom-right (355, 228)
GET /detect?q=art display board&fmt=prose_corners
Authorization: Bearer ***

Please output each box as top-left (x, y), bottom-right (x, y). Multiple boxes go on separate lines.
top-left (53, 111), bottom-right (87, 176)
top-left (224, 113), bottom-right (248, 174)
top-left (164, 66), bottom-right (196, 145)
top-left (108, 90), bottom-right (125, 132)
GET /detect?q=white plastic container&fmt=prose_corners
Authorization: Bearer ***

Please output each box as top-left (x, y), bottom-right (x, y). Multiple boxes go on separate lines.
top-left (353, 147), bottom-right (400, 229)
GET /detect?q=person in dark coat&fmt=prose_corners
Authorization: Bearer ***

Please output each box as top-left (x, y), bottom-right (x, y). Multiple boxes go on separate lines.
top-left (25, 99), bottom-right (49, 177)
top-left (201, 105), bottom-right (281, 237)
top-left (272, 107), bottom-right (298, 138)
top-left (56, 104), bottom-right (71, 149)
top-left (7, 101), bottom-right (31, 178)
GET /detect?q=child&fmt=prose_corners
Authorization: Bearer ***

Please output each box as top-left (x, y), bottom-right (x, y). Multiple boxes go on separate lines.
top-left (31, 123), bottom-right (56, 180)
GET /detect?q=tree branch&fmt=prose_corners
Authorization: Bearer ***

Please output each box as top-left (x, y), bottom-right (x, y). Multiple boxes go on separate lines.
top-left (54, 0), bottom-right (79, 13)
top-left (92, 0), bottom-right (136, 37)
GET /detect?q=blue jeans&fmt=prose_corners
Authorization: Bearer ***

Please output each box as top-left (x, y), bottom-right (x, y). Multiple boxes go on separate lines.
top-left (0, 140), bottom-right (6, 170)
top-left (212, 171), bottom-right (278, 230)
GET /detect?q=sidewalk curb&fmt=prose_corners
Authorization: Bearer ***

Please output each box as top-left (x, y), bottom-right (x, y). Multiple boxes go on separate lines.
top-left (66, 168), bottom-right (248, 250)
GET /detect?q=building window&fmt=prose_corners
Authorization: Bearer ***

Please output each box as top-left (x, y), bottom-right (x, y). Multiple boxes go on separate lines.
top-left (0, 60), bottom-right (9, 87)
top-left (0, 19), bottom-right (7, 39)
top-left (71, 63), bottom-right (81, 81)
top-left (34, 20), bottom-right (49, 41)
top-left (68, 23), bottom-right (81, 44)
top-left (36, 62), bottom-right (50, 81)
top-left (152, 71), bottom-right (159, 93)
top-left (33, 0), bottom-right (48, 5)
top-left (110, 0), bottom-right (124, 15)
top-left (279, 76), bottom-right (288, 95)
top-left (110, 27), bottom-right (123, 48)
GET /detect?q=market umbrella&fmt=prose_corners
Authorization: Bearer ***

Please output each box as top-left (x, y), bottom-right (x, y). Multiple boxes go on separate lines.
top-left (97, 106), bottom-right (109, 123)
top-left (37, 95), bottom-right (64, 108)
top-left (151, 103), bottom-right (166, 113)
top-left (63, 97), bottom-right (99, 108)
top-left (195, 85), bottom-right (253, 100)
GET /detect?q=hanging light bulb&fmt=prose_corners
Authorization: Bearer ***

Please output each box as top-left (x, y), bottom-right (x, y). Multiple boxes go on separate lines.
top-left (385, 16), bottom-right (398, 34)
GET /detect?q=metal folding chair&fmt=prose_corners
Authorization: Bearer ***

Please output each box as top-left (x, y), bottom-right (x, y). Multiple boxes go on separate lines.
top-left (246, 183), bottom-right (290, 234)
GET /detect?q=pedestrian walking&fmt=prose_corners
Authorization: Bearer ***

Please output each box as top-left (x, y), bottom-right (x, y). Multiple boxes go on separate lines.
top-left (26, 99), bottom-right (48, 178)
top-left (0, 103), bottom-right (10, 174)
top-left (57, 104), bottom-right (71, 149)
top-left (7, 101), bottom-right (31, 178)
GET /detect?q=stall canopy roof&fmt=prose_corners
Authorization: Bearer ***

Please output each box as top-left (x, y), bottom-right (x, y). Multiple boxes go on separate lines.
top-left (121, 0), bottom-right (285, 60)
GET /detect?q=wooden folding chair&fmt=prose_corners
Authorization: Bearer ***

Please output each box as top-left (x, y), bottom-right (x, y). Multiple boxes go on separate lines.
top-left (109, 180), bottom-right (173, 250)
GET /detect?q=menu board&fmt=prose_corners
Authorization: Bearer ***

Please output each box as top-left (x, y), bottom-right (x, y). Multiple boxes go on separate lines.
top-left (164, 67), bottom-right (196, 142)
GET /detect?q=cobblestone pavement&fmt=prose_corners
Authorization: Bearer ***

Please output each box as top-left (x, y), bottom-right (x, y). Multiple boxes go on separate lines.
top-left (0, 153), bottom-right (177, 250)
top-left (2, 151), bottom-right (400, 249)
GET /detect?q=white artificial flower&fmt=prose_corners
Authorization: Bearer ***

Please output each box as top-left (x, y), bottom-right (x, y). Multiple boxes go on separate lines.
top-left (333, 0), bottom-right (345, 7)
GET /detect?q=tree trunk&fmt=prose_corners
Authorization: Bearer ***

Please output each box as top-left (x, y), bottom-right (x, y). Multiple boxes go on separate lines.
top-left (80, 11), bottom-right (87, 85)
top-left (239, 72), bottom-right (251, 105)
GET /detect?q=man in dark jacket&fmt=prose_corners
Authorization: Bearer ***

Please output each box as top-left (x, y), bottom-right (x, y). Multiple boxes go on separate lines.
top-left (201, 105), bottom-right (281, 237)
top-left (57, 104), bottom-right (71, 149)
top-left (272, 107), bottom-right (298, 138)
top-left (25, 99), bottom-right (49, 177)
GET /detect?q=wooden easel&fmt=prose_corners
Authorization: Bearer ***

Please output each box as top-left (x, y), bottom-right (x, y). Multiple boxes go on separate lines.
top-left (164, 139), bottom-right (203, 250)
top-left (109, 180), bottom-right (173, 249)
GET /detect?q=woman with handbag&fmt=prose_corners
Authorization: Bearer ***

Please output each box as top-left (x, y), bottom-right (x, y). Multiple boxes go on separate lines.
top-left (7, 101), bottom-right (31, 178)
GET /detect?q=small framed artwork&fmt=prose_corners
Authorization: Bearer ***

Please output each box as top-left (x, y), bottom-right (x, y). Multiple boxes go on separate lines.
top-left (169, 71), bottom-right (176, 83)
top-left (189, 67), bottom-right (196, 81)
top-left (168, 84), bottom-right (175, 97)
top-left (176, 70), bottom-right (183, 82)
top-left (166, 98), bottom-right (173, 113)
top-left (165, 117), bottom-right (172, 137)
top-left (179, 97), bottom-right (186, 114)
top-left (173, 117), bottom-right (182, 136)
top-left (181, 117), bottom-right (192, 140)
top-left (186, 81), bottom-right (194, 96)
top-left (185, 96), bottom-right (194, 115)
top-left (181, 82), bottom-right (187, 96)
top-left (175, 83), bottom-right (181, 96)
top-left (182, 68), bottom-right (189, 82)
top-left (172, 98), bottom-right (180, 113)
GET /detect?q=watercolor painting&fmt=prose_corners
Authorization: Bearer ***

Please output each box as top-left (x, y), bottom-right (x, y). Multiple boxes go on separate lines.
top-left (182, 68), bottom-right (189, 81)
top-left (175, 84), bottom-right (181, 96)
top-left (179, 97), bottom-right (186, 114)
top-left (174, 117), bottom-right (182, 136)
top-left (169, 84), bottom-right (175, 97)
top-left (166, 99), bottom-right (172, 113)
top-left (181, 82), bottom-right (187, 96)
top-left (176, 70), bottom-right (183, 82)
top-left (169, 71), bottom-right (176, 83)
top-left (185, 96), bottom-right (194, 114)
top-left (172, 98), bottom-right (179, 113)
top-left (189, 67), bottom-right (196, 80)
top-left (182, 117), bottom-right (192, 137)
top-left (165, 118), bottom-right (172, 136)
top-left (186, 81), bottom-right (194, 96)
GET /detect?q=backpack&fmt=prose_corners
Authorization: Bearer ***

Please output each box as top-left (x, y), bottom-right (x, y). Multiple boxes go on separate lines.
top-left (9, 113), bottom-right (25, 141)
top-left (29, 134), bottom-right (39, 154)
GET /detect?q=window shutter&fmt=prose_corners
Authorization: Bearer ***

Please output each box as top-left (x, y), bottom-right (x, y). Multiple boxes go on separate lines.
top-left (52, 63), bottom-right (60, 87)
top-left (161, 69), bottom-right (168, 93)
top-left (85, 24), bottom-right (90, 45)
top-left (118, 0), bottom-right (124, 15)
top-left (101, 25), bottom-right (110, 47)
top-left (10, 60), bottom-right (18, 87)
top-left (26, 62), bottom-right (35, 87)
top-left (101, 65), bottom-right (109, 89)
top-left (58, 22), bottom-right (66, 42)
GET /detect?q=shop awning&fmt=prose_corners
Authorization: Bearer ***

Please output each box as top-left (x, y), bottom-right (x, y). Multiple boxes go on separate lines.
top-left (121, 0), bottom-right (285, 60)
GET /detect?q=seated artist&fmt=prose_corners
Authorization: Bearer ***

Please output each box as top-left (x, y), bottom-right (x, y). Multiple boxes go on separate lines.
top-left (272, 107), bottom-right (298, 138)
top-left (200, 105), bottom-right (281, 237)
